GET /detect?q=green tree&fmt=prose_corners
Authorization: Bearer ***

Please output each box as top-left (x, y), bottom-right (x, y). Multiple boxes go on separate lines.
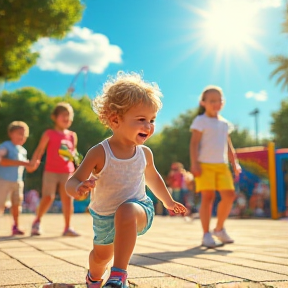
top-left (147, 109), bottom-right (197, 178)
top-left (270, 3), bottom-right (288, 91)
top-left (271, 98), bottom-right (288, 148)
top-left (230, 128), bottom-right (258, 148)
top-left (0, 87), bottom-right (109, 191)
top-left (270, 56), bottom-right (288, 91)
top-left (0, 0), bottom-right (84, 81)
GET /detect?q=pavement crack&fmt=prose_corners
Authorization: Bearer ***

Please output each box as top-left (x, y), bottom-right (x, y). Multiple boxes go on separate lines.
top-left (0, 249), bottom-right (52, 283)
top-left (18, 239), bottom-right (87, 269)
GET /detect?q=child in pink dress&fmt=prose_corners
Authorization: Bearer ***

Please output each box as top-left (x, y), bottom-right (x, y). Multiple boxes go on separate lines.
top-left (30, 102), bottom-right (79, 236)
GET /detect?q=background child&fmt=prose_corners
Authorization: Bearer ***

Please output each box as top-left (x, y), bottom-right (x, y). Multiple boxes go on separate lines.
top-left (66, 72), bottom-right (186, 288)
top-left (0, 121), bottom-right (38, 235)
top-left (166, 162), bottom-right (185, 204)
top-left (190, 86), bottom-right (241, 248)
top-left (166, 162), bottom-right (194, 217)
top-left (30, 102), bottom-right (79, 236)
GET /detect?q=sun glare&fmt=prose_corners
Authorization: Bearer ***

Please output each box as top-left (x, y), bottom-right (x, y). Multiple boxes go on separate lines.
top-left (184, 0), bottom-right (264, 63)
top-left (204, 3), bottom-right (255, 49)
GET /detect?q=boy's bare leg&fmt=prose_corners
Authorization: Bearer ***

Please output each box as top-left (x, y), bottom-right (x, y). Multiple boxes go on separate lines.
top-left (11, 205), bottom-right (20, 226)
top-left (113, 203), bottom-right (147, 270)
top-left (89, 244), bottom-right (114, 280)
top-left (200, 190), bottom-right (215, 233)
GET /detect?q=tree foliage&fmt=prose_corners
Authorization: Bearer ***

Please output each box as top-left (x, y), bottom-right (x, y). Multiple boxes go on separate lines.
top-left (270, 55), bottom-right (288, 92)
top-left (147, 109), bottom-right (197, 177)
top-left (270, 3), bottom-right (288, 91)
top-left (0, 0), bottom-right (84, 81)
top-left (282, 2), bottom-right (288, 34)
top-left (0, 87), bottom-right (110, 191)
top-left (230, 128), bottom-right (258, 148)
top-left (271, 98), bottom-right (288, 148)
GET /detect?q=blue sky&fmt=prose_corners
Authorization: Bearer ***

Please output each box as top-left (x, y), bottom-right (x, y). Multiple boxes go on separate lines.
top-left (4, 0), bottom-right (288, 138)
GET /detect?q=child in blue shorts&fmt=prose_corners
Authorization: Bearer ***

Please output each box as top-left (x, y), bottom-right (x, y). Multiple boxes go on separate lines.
top-left (66, 72), bottom-right (186, 288)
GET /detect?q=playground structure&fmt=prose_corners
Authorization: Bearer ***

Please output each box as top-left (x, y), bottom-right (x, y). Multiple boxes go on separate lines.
top-left (66, 66), bottom-right (89, 97)
top-left (234, 142), bottom-right (287, 219)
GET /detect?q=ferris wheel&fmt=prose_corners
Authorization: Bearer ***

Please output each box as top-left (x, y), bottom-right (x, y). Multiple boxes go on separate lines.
top-left (66, 66), bottom-right (89, 96)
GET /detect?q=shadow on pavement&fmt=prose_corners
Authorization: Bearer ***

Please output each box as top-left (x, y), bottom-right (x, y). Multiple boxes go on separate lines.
top-left (0, 235), bottom-right (64, 241)
top-left (131, 245), bottom-right (233, 265)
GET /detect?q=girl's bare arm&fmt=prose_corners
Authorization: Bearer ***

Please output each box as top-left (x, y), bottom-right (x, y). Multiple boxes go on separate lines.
top-left (31, 131), bottom-right (50, 163)
top-left (227, 136), bottom-right (241, 176)
top-left (190, 129), bottom-right (202, 176)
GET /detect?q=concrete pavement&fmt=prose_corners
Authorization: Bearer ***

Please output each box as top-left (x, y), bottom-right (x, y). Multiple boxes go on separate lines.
top-left (0, 214), bottom-right (287, 288)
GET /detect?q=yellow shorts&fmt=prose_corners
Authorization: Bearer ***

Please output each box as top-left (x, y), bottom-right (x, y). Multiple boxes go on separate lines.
top-left (194, 163), bottom-right (234, 193)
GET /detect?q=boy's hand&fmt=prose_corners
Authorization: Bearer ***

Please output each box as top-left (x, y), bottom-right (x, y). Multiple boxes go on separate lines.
top-left (165, 201), bottom-right (187, 215)
top-left (26, 160), bottom-right (40, 172)
top-left (75, 178), bottom-right (97, 198)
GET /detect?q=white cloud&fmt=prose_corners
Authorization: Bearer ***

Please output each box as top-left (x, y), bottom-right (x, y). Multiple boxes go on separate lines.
top-left (245, 90), bottom-right (268, 101)
top-left (33, 26), bottom-right (123, 75)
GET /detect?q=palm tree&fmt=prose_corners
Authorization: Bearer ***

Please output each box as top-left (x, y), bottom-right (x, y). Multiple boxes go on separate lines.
top-left (283, 2), bottom-right (288, 34)
top-left (270, 55), bottom-right (288, 92)
top-left (270, 3), bottom-right (288, 92)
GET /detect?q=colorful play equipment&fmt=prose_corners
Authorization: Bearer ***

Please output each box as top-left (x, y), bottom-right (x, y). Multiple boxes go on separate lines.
top-left (235, 142), bottom-right (287, 219)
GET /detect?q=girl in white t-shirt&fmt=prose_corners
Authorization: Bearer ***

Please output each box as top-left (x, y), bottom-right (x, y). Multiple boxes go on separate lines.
top-left (190, 86), bottom-right (241, 248)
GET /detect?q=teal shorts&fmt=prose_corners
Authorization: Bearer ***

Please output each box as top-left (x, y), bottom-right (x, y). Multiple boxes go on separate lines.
top-left (89, 197), bottom-right (155, 245)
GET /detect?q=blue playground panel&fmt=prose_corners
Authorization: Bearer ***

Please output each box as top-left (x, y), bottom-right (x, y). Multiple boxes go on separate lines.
top-left (275, 152), bottom-right (288, 213)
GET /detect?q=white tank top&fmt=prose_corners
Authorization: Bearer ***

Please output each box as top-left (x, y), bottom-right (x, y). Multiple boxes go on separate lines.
top-left (89, 139), bottom-right (147, 215)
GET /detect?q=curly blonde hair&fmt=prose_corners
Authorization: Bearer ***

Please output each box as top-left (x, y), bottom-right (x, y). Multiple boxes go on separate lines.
top-left (92, 71), bottom-right (163, 127)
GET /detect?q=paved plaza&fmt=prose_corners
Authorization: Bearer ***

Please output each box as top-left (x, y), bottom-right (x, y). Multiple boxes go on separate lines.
top-left (0, 214), bottom-right (287, 288)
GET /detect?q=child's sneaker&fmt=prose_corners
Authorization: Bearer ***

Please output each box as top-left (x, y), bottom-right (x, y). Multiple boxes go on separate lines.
top-left (31, 220), bottom-right (41, 236)
top-left (202, 232), bottom-right (223, 248)
top-left (12, 225), bottom-right (24, 236)
top-left (86, 272), bottom-right (103, 288)
top-left (63, 227), bottom-right (80, 237)
top-left (103, 267), bottom-right (128, 288)
top-left (212, 228), bottom-right (234, 244)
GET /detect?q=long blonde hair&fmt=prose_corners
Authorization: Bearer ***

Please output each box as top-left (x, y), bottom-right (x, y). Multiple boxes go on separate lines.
top-left (197, 85), bottom-right (223, 115)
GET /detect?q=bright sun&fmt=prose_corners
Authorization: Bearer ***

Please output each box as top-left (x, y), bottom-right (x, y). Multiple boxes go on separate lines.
top-left (187, 0), bottom-right (263, 62)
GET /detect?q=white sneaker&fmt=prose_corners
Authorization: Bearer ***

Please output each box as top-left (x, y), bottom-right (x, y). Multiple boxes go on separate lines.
top-left (212, 229), bottom-right (234, 244)
top-left (202, 232), bottom-right (223, 248)
top-left (31, 221), bottom-right (41, 236)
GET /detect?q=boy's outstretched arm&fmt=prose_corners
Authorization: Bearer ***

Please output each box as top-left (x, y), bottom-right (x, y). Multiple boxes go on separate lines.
top-left (0, 157), bottom-right (30, 168)
top-left (0, 147), bottom-right (31, 168)
top-left (0, 148), bottom-right (39, 172)
top-left (66, 144), bottom-right (104, 199)
top-left (143, 146), bottom-right (186, 214)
